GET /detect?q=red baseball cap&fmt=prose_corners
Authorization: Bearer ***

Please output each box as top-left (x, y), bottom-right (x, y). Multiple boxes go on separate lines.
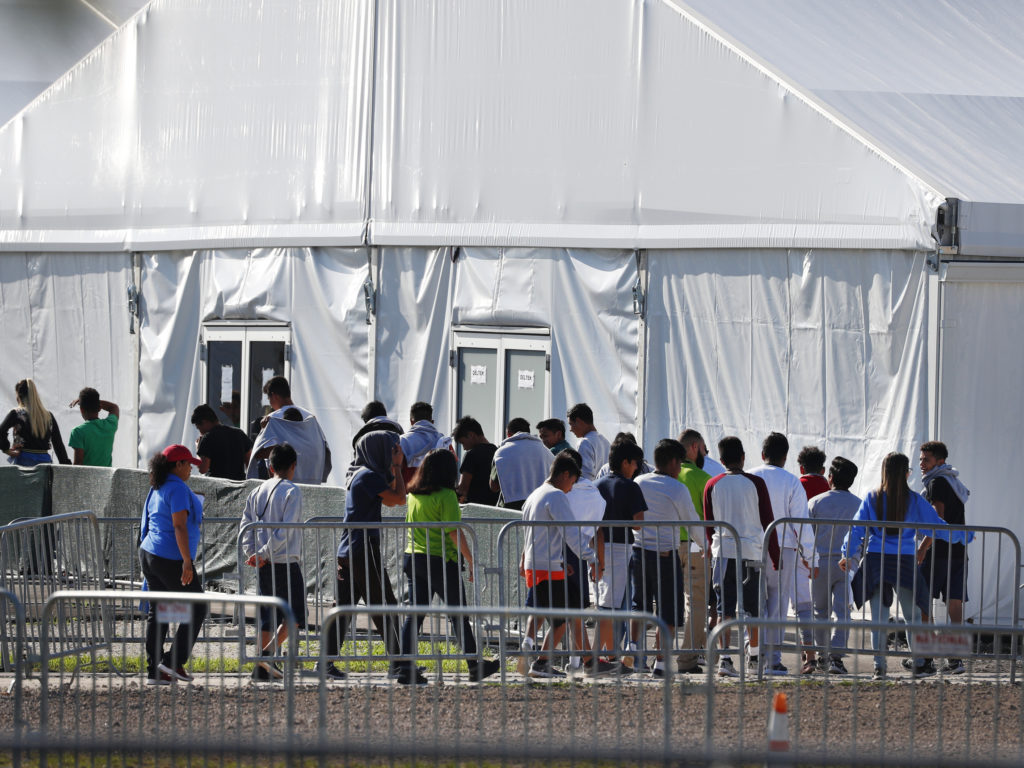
top-left (162, 444), bottom-right (201, 466)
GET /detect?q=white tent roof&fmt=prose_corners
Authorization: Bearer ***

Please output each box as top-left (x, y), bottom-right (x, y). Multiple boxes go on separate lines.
top-left (685, 0), bottom-right (1024, 206)
top-left (11, 0), bottom-right (1024, 252)
top-left (0, 0), bottom-right (146, 127)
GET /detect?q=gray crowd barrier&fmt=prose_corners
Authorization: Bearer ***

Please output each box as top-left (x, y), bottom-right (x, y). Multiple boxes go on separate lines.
top-left (758, 518), bottom-right (1021, 671)
top-left (0, 589), bottom-right (24, 737)
top-left (235, 520), bottom-right (483, 666)
top-left (318, 604), bottom-right (675, 758)
top-left (0, 511), bottom-right (110, 671)
top-left (2, 587), bottom-right (1024, 765)
top-left (494, 518), bottom-right (741, 668)
top-left (36, 589), bottom-right (297, 754)
top-left (706, 617), bottom-right (1024, 763)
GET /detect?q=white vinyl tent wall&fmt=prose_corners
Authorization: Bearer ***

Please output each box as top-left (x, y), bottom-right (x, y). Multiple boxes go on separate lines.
top-left (0, 0), bottom-right (1022, 623)
top-left (0, 252), bottom-right (137, 468)
top-left (138, 248), bottom-right (370, 485)
top-left (643, 248), bottom-right (932, 488)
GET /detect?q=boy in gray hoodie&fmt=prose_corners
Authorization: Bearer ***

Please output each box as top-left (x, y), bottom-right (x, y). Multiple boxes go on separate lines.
top-left (241, 443), bottom-right (305, 680)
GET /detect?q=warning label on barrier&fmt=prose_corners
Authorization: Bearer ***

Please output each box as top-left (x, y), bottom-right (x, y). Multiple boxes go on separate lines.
top-left (156, 602), bottom-right (192, 624)
top-left (911, 630), bottom-right (972, 656)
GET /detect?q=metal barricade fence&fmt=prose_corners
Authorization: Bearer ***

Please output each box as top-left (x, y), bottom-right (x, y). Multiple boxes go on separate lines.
top-left (705, 617), bottom-right (1024, 763)
top-left (758, 518), bottom-right (1021, 674)
top-left (0, 511), bottom-right (109, 669)
top-left (318, 604), bottom-right (675, 760)
top-left (495, 519), bottom-right (744, 671)
top-left (34, 589), bottom-right (297, 754)
top-left (236, 520), bottom-right (481, 668)
top-left (0, 589), bottom-right (24, 742)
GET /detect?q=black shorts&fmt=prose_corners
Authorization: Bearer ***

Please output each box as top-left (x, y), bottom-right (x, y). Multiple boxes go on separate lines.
top-left (631, 549), bottom-right (685, 627)
top-left (257, 562), bottom-right (307, 631)
top-left (714, 558), bottom-right (760, 618)
top-left (564, 547), bottom-right (590, 609)
top-left (921, 546), bottom-right (968, 603)
top-left (532, 578), bottom-right (569, 627)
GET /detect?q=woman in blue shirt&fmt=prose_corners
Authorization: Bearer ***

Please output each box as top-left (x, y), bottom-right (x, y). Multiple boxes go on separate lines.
top-left (839, 452), bottom-right (946, 679)
top-left (138, 444), bottom-right (206, 685)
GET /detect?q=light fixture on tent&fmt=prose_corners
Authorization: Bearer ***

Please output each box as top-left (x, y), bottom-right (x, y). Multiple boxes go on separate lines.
top-left (362, 278), bottom-right (376, 325)
top-left (631, 250), bottom-right (646, 317)
top-left (127, 284), bottom-right (139, 334)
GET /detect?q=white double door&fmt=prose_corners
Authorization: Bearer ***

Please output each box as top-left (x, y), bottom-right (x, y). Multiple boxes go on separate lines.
top-left (452, 329), bottom-right (551, 443)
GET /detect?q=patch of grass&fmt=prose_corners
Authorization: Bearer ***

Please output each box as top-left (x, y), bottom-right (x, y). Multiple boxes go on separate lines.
top-left (34, 640), bottom-right (506, 677)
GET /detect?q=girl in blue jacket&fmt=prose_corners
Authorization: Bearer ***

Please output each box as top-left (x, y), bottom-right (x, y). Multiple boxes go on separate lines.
top-left (840, 452), bottom-right (946, 679)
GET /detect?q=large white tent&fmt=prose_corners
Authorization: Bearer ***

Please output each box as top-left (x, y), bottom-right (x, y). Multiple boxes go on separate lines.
top-left (0, 0), bottom-right (1022, 622)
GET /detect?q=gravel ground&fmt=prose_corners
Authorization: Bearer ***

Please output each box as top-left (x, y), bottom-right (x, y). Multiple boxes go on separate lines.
top-left (3, 658), bottom-right (1024, 764)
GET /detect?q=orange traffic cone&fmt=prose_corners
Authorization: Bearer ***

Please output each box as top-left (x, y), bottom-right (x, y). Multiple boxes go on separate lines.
top-left (768, 691), bottom-right (790, 752)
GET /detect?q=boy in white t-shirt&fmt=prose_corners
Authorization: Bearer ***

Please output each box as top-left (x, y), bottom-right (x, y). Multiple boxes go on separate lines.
top-left (632, 439), bottom-right (700, 678)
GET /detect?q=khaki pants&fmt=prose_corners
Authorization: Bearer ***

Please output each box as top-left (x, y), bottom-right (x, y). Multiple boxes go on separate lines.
top-left (678, 545), bottom-right (707, 669)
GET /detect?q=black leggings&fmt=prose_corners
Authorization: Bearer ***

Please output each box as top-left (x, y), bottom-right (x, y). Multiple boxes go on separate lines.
top-left (139, 549), bottom-right (207, 675)
top-left (399, 553), bottom-right (477, 670)
top-left (324, 540), bottom-right (400, 657)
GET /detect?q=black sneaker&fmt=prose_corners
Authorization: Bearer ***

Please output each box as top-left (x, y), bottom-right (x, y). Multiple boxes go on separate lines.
top-left (913, 660), bottom-right (937, 679)
top-left (315, 662), bottom-right (347, 680)
top-left (528, 659), bottom-right (567, 679)
top-left (766, 662), bottom-right (788, 676)
top-left (872, 666), bottom-right (887, 680)
top-left (252, 665), bottom-right (273, 681)
top-left (584, 659), bottom-right (619, 678)
top-left (469, 658), bottom-right (501, 681)
top-left (397, 669), bottom-right (429, 686)
top-left (943, 658), bottom-right (966, 675)
top-left (828, 657), bottom-right (848, 675)
top-left (257, 657), bottom-right (284, 680)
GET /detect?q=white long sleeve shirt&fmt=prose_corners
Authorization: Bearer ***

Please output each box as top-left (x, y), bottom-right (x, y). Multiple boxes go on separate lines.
top-left (748, 463), bottom-right (816, 565)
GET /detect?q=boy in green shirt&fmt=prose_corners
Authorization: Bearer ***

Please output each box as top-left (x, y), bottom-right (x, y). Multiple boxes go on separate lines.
top-left (68, 388), bottom-right (119, 467)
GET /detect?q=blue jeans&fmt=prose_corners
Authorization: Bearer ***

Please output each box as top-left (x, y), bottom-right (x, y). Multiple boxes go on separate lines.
top-left (868, 584), bottom-right (922, 669)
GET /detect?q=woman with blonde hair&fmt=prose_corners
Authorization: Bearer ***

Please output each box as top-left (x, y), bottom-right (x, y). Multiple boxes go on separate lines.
top-left (839, 452), bottom-right (946, 679)
top-left (0, 379), bottom-right (70, 466)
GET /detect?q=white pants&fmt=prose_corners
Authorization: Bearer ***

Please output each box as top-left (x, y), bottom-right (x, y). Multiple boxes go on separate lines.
top-left (764, 547), bottom-right (798, 663)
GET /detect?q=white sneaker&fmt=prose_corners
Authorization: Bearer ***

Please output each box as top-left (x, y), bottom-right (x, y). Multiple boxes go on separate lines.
top-left (717, 657), bottom-right (739, 678)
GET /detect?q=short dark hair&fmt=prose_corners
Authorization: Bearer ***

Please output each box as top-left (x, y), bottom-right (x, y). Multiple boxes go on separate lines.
top-left (797, 445), bottom-right (826, 473)
top-left (653, 439), bottom-right (685, 471)
top-left (828, 456), bottom-right (858, 491)
top-left (718, 436), bottom-right (744, 468)
top-left (263, 376), bottom-right (290, 399)
top-left (360, 400), bottom-right (387, 423)
top-left (410, 401), bottom-right (433, 422)
top-left (407, 449), bottom-right (459, 495)
top-left (677, 429), bottom-right (703, 453)
top-left (920, 441), bottom-right (948, 462)
top-left (761, 432), bottom-right (789, 464)
top-left (611, 432), bottom-right (637, 446)
top-left (453, 416), bottom-right (485, 441)
top-left (78, 387), bottom-right (101, 413)
top-left (506, 417), bottom-right (530, 435)
top-left (549, 453), bottom-right (582, 482)
top-left (609, 440), bottom-right (644, 474)
top-left (536, 418), bottom-right (566, 436)
top-left (557, 448), bottom-right (583, 470)
top-left (270, 443), bottom-right (298, 474)
top-left (282, 407), bottom-right (303, 422)
top-left (190, 404), bottom-right (218, 426)
top-left (566, 403), bottom-right (593, 424)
